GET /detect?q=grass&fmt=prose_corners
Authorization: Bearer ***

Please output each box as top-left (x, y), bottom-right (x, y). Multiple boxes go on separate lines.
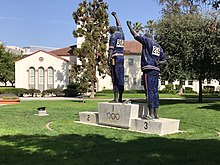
top-left (0, 99), bottom-right (220, 165)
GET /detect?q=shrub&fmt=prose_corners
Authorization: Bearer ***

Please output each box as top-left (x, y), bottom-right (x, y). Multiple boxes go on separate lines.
top-left (24, 89), bottom-right (41, 97)
top-left (63, 83), bottom-right (80, 97)
top-left (159, 88), bottom-right (177, 94)
top-left (63, 88), bottom-right (79, 97)
top-left (184, 87), bottom-right (193, 93)
top-left (0, 88), bottom-right (27, 96)
top-left (203, 86), bottom-right (215, 93)
top-left (97, 89), bottom-right (112, 93)
top-left (0, 94), bottom-right (19, 99)
top-left (175, 84), bottom-right (180, 90)
top-left (159, 84), bottom-right (177, 94)
top-left (165, 84), bottom-right (174, 90)
top-left (42, 88), bottom-right (64, 97)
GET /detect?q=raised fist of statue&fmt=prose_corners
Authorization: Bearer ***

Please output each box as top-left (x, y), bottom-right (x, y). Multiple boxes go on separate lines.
top-left (111, 12), bottom-right (116, 16)
top-left (127, 21), bottom-right (132, 26)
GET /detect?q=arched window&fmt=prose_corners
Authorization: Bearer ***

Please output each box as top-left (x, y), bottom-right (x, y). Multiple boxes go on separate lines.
top-left (29, 67), bottom-right (35, 89)
top-left (47, 67), bottom-right (54, 89)
top-left (38, 67), bottom-right (45, 91)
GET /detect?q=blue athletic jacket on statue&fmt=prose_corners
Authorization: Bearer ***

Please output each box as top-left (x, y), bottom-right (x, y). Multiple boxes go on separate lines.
top-left (109, 27), bottom-right (125, 63)
top-left (135, 35), bottom-right (166, 72)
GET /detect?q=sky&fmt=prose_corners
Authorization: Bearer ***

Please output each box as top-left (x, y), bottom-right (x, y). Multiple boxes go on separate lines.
top-left (0, 0), bottom-right (163, 48)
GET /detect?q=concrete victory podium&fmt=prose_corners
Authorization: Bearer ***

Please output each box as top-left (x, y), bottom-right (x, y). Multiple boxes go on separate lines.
top-left (79, 102), bottom-right (180, 136)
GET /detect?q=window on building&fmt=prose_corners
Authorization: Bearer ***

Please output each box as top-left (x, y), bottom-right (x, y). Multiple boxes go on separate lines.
top-left (47, 67), bottom-right (54, 89)
top-left (38, 67), bottom-right (45, 91)
top-left (181, 80), bottom-right (185, 85)
top-left (207, 79), bottom-right (211, 84)
top-left (128, 58), bottom-right (134, 66)
top-left (168, 81), bottom-right (173, 84)
top-left (29, 67), bottom-right (35, 89)
top-left (133, 77), bottom-right (137, 86)
top-left (161, 80), bottom-right (165, 85)
top-left (125, 75), bottom-right (129, 83)
top-left (188, 80), bottom-right (193, 85)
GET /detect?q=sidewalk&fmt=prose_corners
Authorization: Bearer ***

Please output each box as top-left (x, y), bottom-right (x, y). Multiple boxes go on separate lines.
top-left (19, 97), bottom-right (111, 101)
top-left (19, 97), bottom-right (220, 101)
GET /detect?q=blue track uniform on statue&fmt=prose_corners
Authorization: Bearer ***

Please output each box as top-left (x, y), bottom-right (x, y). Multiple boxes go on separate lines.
top-left (109, 27), bottom-right (125, 94)
top-left (127, 20), bottom-right (167, 119)
top-left (135, 35), bottom-right (166, 118)
top-left (108, 12), bottom-right (125, 103)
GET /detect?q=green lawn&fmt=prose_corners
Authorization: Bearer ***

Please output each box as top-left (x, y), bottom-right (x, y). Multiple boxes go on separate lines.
top-left (0, 99), bottom-right (220, 165)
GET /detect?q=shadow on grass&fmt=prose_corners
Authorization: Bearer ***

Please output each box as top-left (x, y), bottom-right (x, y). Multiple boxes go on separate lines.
top-left (0, 134), bottom-right (219, 165)
top-left (198, 103), bottom-right (220, 111)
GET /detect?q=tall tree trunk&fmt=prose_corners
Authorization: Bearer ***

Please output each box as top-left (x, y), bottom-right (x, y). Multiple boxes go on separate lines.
top-left (198, 78), bottom-right (203, 103)
top-left (90, 80), bottom-right (95, 98)
top-left (178, 79), bottom-right (183, 95)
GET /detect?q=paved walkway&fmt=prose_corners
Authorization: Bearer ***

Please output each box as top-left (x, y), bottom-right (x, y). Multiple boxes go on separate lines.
top-left (19, 97), bottom-right (110, 101)
top-left (19, 97), bottom-right (220, 101)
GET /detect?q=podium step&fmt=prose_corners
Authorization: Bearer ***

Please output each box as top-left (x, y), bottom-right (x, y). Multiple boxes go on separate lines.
top-left (130, 118), bottom-right (180, 135)
top-left (98, 102), bottom-right (139, 128)
top-left (79, 112), bottom-right (99, 124)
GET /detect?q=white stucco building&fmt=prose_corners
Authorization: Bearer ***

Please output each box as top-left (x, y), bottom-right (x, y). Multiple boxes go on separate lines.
top-left (15, 50), bottom-right (70, 91)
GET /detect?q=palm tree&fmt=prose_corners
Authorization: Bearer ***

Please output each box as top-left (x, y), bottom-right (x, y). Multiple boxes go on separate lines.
top-left (132, 22), bottom-right (144, 34)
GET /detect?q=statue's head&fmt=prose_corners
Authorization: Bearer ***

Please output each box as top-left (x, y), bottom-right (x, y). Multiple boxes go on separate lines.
top-left (144, 32), bottom-right (153, 39)
top-left (109, 26), bottom-right (118, 34)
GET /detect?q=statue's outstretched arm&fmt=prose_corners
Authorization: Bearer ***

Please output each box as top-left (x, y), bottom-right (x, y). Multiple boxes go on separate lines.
top-left (127, 21), bottom-right (138, 37)
top-left (112, 12), bottom-right (121, 27)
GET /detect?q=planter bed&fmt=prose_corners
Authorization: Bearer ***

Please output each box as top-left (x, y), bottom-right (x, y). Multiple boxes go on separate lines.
top-left (0, 99), bottom-right (20, 104)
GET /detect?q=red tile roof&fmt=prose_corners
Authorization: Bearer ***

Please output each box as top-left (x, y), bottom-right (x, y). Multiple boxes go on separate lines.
top-left (49, 45), bottom-right (76, 56)
top-left (50, 41), bottom-right (142, 57)
top-left (124, 41), bottom-right (142, 55)
top-left (15, 50), bottom-right (69, 62)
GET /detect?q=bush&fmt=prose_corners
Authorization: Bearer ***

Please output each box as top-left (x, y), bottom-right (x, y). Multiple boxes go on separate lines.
top-left (184, 87), bottom-right (193, 93)
top-left (0, 88), bottom-right (27, 96)
top-left (24, 89), bottom-right (41, 97)
top-left (175, 84), bottom-right (180, 90)
top-left (42, 88), bottom-right (64, 97)
top-left (0, 94), bottom-right (19, 99)
top-left (159, 84), bottom-right (177, 94)
top-left (63, 88), bottom-right (79, 97)
top-left (165, 84), bottom-right (174, 90)
top-left (203, 86), bottom-right (215, 93)
top-left (96, 89), bottom-right (112, 93)
top-left (63, 83), bottom-right (80, 97)
top-left (159, 88), bottom-right (177, 94)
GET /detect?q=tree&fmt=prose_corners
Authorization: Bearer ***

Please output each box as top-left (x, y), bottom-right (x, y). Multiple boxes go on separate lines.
top-left (132, 22), bottom-right (145, 33)
top-left (0, 44), bottom-right (17, 86)
top-left (155, 1), bottom-right (220, 101)
top-left (72, 0), bottom-right (109, 98)
top-left (202, 0), bottom-right (220, 9)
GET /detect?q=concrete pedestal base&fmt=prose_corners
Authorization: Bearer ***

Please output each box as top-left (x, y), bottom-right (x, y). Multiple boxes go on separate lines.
top-left (98, 102), bottom-right (139, 128)
top-left (130, 118), bottom-right (180, 135)
top-left (79, 112), bottom-right (99, 124)
top-left (78, 102), bottom-right (180, 135)
top-left (36, 110), bottom-right (49, 116)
